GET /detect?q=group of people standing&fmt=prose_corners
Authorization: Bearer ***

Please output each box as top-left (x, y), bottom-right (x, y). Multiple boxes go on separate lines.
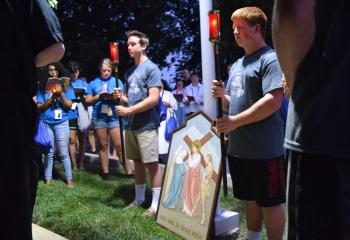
top-left (170, 70), bottom-right (204, 127)
top-left (2, 0), bottom-right (350, 240)
top-left (35, 58), bottom-right (136, 188)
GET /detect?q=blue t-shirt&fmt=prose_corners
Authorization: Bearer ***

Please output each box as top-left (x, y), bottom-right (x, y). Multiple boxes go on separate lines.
top-left (225, 46), bottom-right (284, 159)
top-left (86, 76), bottom-right (123, 121)
top-left (68, 78), bottom-right (90, 120)
top-left (124, 59), bottom-right (161, 130)
top-left (36, 86), bottom-right (75, 124)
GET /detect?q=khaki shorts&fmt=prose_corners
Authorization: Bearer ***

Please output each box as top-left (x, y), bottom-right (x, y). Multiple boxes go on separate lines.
top-left (125, 129), bottom-right (158, 163)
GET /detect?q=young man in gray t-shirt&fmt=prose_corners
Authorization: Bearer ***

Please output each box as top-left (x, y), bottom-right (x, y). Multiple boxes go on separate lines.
top-left (116, 30), bottom-right (162, 217)
top-left (212, 7), bottom-right (285, 240)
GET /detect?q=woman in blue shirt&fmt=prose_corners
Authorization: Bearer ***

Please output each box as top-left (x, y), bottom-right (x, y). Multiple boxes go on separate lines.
top-left (85, 58), bottom-right (133, 180)
top-left (36, 64), bottom-right (75, 187)
top-left (67, 61), bottom-right (90, 171)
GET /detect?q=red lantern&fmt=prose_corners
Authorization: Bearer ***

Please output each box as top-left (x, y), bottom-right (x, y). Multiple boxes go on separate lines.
top-left (208, 10), bottom-right (220, 43)
top-left (109, 42), bottom-right (119, 62)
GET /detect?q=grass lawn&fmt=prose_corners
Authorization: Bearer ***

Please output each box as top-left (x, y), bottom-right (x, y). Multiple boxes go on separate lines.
top-left (33, 159), bottom-right (267, 240)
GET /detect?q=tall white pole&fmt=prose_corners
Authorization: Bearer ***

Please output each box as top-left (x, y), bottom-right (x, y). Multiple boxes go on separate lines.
top-left (199, 0), bottom-right (216, 119)
top-left (198, 3), bottom-right (240, 235)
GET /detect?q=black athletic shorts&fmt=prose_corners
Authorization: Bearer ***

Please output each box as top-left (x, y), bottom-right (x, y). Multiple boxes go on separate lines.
top-left (228, 155), bottom-right (286, 207)
top-left (287, 151), bottom-right (350, 240)
top-left (69, 119), bottom-right (78, 130)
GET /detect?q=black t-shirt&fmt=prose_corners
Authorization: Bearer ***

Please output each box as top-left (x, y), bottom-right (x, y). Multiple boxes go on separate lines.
top-left (285, 0), bottom-right (350, 158)
top-left (0, 0), bottom-right (63, 95)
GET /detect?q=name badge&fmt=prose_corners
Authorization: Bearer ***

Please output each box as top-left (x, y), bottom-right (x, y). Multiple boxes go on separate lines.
top-left (189, 102), bottom-right (196, 113)
top-left (107, 107), bottom-right (113, 116)
top-left (54, 109), bottom-right (62, 120)
top-left (101, 104), bottom-right (108, 114)
top-left (71, 102), bottom-right (77, 110)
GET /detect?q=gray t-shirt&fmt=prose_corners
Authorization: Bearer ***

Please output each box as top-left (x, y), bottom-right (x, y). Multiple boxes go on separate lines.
top-left (226, 46), bottom-right (284, 159)
top-left (124, 59), bottom-right (161, 130)
top-left (285, 1), bottom-right (350, 158)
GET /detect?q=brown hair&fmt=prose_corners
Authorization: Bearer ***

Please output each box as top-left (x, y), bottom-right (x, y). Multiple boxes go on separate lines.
top-left (126, 30), bottom-right (150, 49)
top-left (231, 6), bottom-right (267, 37)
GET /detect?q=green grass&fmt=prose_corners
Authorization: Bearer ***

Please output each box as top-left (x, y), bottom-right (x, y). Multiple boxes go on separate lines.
top-left (33, 161), bottom-right (267, 240)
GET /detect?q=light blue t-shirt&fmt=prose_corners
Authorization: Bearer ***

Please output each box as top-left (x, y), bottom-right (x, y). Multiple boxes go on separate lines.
top-left (124, 59), bottom-right (161, 130)
top-left (225, 46), bottom-right (284, 159)
top-left (86, 76), bottom-right (123, 121)
top-left (68, 78), bottom-right (90, 120)
top-left (36, 86), bottom-right (75, 124)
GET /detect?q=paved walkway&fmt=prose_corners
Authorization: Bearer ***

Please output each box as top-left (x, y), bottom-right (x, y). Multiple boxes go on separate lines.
top-left (32, 224), bottom-right (68, 240)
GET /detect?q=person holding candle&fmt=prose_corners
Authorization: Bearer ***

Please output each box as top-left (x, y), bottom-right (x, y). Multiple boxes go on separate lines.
top-left (211, 7), bottom-right (285, 240)
top-left (67, 61), bottom-right (90, 171)
top-left (85, 58), bottom-right (133, 180)
top-left (36, 64), bottom-right (75, 188)
top-left (115, 30), bottom-right (163, 217)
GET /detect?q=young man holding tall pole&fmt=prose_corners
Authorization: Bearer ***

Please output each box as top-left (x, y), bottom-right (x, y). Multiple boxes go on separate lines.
top-left (116, 30), bottom-right (162, 217)
top-left (212, 7), bottom-right (285, 240)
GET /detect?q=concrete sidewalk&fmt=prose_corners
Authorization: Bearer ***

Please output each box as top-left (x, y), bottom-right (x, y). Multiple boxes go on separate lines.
top-left (32, 224), bottom-right (68, 240)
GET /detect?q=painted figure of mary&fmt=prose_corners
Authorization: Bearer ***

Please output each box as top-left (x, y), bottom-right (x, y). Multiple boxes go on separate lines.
top-left (163, 146), bottom-right (187, 208)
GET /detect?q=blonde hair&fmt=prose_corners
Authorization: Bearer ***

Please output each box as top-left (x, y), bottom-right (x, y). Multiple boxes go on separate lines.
top-left (192, 140), bottom-right (202, 151)
top-left (99, 58), bottom-right (112, 69)
top-left (231, 6), bottom-right (267, 37)
top-left (205, 154), bottom-right (213, 163)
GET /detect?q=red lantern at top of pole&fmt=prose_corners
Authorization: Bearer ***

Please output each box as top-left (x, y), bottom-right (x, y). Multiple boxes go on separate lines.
top-left (109, 42), bottom-right (119, 62)
top-left (208, 10), bottom-right (220, 43)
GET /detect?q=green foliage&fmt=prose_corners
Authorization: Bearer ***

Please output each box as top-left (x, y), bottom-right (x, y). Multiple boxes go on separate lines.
top-left (47, 0), bottom-right (58, 9)
top-left (53, 0), bottom-right (201, 81)
top-left (53, 0), bottom-right (273, 83)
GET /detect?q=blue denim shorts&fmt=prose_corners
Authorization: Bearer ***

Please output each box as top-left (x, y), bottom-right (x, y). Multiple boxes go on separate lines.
top-left (92, 118), bottom-right (120, 129)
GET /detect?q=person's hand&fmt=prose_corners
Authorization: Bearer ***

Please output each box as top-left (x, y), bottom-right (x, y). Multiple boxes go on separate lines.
top-left (99, 92), bottom-right (109, 99)
top-left (105, 93), bottom-right (116, 101)
top-left (163, 101), bottom-right (171, 108)
top-left (183, 96), bottom-right (189, 105)
top-left (211, 80), bottom-right (225, 98)
top-left (52, 84), bottom-right (62, 99)
top-left (195, 98), bottom-right (203, 105)
top-left (115, 105), bottom-right (131, 116)
top-left (215, 115), bottom-right (240, 133)
top-left (113, 87), bottom-right (123, 98)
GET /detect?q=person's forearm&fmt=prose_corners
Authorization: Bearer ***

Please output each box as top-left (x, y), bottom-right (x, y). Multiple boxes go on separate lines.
top-left (233, 89), bottom-right (283, 127)
top-left (35, 42), bottom-right (65, 67)
top-left (221, 95), bottom-right (230, 112)
top-left (38, 98), bottom-right (54, 111)
top-left (85, 94), bottom-right (99, 106)
top-left (272, 0), bottom-right (315, 90)
top-left (128, 95), bottom-right (159, 115)
top-left (60, 93), bottom-right (72, 109)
